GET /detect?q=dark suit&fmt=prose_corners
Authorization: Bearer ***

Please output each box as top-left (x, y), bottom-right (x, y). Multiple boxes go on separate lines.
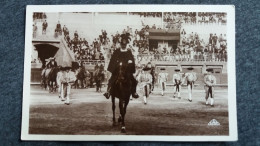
top-left (107, 49), bottom-right (137, 93)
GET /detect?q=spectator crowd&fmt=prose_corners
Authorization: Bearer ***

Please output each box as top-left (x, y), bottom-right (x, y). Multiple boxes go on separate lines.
top-left (163, 12), bottom-right (227, 30)
top-left (33, 12), bottom-right (228, 67)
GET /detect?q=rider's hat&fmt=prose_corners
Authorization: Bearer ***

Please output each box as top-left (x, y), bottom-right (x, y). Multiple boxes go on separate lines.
top-left (120, 33), bottom-right (131, 45)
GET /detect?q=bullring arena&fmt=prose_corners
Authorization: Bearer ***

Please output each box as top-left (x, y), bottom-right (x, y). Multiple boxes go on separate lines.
top-left (29, 12), bottom-right (229, 135)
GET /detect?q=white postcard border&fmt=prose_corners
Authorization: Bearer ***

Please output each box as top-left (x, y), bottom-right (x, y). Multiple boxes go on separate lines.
top-left (21, 5), bottom-right (237, 141)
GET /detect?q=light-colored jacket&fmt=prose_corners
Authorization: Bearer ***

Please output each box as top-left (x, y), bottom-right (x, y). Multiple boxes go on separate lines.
top-left (158, 72), bottom-right (168, 83)
top-left (173, 73), bottom-right (182, 85)
top-left (138, 72), bottom-right (153, 87)
top-left (62, 71), bottom-right (77, 85)
top-left (204, 74), bottom-right (216, 87)
top-left (184, 72), bottom-right (197, 82)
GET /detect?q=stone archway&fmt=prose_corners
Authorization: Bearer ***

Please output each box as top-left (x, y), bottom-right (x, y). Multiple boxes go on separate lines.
top-left (34, 44), bottom-right (59, 67)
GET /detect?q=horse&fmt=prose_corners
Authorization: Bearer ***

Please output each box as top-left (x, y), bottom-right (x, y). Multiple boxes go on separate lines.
top-left (111, 63), bottom-right (133, 133)
top-left (93, 68), bottom-right (104, 92)
top-left (45, 67), bottom-right (60, 93)
top-left (76, 67), bottom-right (87, 88)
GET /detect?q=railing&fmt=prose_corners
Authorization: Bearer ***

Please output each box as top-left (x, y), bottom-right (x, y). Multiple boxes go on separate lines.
top-left (79, 60), bottom-right (105, 65)
top-left (136, 54), bottom-right (227, 62)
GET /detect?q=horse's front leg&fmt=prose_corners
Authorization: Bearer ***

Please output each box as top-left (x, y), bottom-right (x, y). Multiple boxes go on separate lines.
top-left (111, 96), bottom-right (116, 126)
top-left (119, 99), bottom-right (127, 133)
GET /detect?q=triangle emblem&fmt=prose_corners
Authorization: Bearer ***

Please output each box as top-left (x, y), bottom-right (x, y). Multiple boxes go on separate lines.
top-left (208, 119), bottom-right (220, 126)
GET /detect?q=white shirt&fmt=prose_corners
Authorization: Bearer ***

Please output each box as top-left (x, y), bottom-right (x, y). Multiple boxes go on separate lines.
top-left (158, 72), bottom-right (168, 82)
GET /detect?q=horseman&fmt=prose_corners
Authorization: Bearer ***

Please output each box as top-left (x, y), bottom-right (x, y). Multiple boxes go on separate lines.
top-left (137, 65), bottom-right (153, 104)
top-left (172, 67), bottom-right (182, 99)
top-left (204, 68), bottom-right (216, 107)
top-left (103, 33), bottom-right (139, 99)
top-left (183, 66), bottom-right (197, 102)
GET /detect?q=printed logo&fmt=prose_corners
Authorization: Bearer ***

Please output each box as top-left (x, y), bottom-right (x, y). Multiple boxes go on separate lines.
top-left (208, 119), bottom-right (220, 126)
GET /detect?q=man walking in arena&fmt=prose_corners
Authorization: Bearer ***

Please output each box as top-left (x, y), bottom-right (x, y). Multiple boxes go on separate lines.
top-left (204, 68), bottom-right (216, 107)
top-left (158, 68), bottom-right (168, 96)
top-left (61, 67), bottom-right (77, 105)
top-left (137, 65), bottom-right (153, 104)
top-left (183, 66), bottom-right (197, 102)
top-left (172, 67), bottom-right (182, 99)
top-left (103, 33), bottom-right (139, 99)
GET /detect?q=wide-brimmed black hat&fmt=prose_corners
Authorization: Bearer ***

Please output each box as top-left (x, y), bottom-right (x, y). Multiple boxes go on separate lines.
top-left (206, 68), bottom-right (214, 72)
top-left (143, 67), bottom-right (151, 71)
top-left (175, 68), bottom-right (181, 72)
top-left (187, 66), bottom-right (194, 70)
top-left (160, 68), bottom-right (166, 70)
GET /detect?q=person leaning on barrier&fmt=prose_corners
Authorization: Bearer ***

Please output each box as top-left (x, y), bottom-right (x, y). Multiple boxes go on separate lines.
top-left (204, 68), bottom-right (216, 107)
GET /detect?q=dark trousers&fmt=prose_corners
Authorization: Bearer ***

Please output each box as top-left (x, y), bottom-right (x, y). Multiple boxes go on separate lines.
top-left (205, 86), bottom-right (214, 99)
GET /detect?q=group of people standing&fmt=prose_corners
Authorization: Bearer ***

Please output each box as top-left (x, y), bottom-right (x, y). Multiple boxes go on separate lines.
top-left (101, 31), bottom-right (218, 107)
top-left (156, 66), bottom-right (217, 106)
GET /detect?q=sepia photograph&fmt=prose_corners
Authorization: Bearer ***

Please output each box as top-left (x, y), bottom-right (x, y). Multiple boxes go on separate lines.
top-left (22, 5), bottom-right (237, 141)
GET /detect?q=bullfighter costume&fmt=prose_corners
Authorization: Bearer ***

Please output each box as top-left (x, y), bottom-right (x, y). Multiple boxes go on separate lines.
top-left (204, 68), bottom-right (216, 107)
top-left (172, 68), bottom-right (182, 99)
top-left (158, 68), bottom-right (168, 96)
top-left (61, 67), bottom-right (76, 105)
top-left (137, 66), bottom-right (153, 104)
top-left (184, 66), bottom-right (197, 102)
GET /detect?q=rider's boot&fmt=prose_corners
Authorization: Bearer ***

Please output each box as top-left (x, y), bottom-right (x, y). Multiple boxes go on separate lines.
top-left (131, 78), bottom-right (139, 99)
top-left (103, 85), bottom-right (111, 99)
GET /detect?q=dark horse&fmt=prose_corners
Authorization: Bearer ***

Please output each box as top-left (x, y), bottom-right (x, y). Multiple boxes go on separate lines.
top-left (94, 68), bottom-right (104, 92)
top-left (111, 63), bottom-right (132, 133)
top-left (77, 67), bottom-right (87, 88)
top-left (45, 67), bottom-right (60, 93)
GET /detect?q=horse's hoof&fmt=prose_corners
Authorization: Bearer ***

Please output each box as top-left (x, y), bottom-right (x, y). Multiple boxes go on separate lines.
top-left (121, 127), bottom-right (126, 133)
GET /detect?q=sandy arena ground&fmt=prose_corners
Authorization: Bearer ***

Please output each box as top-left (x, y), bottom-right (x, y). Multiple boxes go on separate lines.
top-left (29, 85), bottom-right (229, 135)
